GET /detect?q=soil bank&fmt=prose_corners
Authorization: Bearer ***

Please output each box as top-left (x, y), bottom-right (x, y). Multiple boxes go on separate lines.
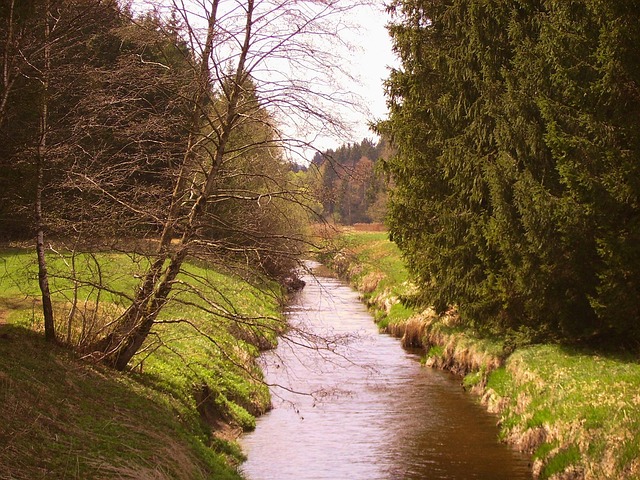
top-left (321, 229), bottom-right (640, 480)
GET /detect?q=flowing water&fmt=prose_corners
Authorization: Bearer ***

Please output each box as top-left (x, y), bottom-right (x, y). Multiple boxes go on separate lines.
top-left (240, 265), bottom-right (531, 479)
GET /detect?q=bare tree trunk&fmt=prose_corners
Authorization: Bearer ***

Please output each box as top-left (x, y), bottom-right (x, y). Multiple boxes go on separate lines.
top-left (99, 0), bottom-right (258, 371)
top-left (0, 0), bottom-right (17, 126)
top-left (106, 247), bottom-right (188, 370)
top-left (156, 0), bottom-right (220, 252)
top-left (93, 0), bottom-right (351, 370)
top-left (36, 0), bottom-right (56, 343)
top-left (96, 0), bottom-right (233, 369)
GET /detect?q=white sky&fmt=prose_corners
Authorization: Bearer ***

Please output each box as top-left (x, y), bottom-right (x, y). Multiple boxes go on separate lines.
top-left (135, 0), bottom-right (399, 161)
top-left (315, 1), bottom-right (399, 154)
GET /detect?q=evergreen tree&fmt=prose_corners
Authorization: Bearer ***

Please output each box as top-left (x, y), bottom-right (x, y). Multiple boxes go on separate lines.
top-left (379, 0), bottom-right (640, 345)
top-left (538, 0), bottom-right (640, 340)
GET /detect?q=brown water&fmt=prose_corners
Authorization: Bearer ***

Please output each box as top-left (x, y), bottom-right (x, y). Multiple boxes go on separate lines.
top-left (240, 265), bottom-right (531, 479)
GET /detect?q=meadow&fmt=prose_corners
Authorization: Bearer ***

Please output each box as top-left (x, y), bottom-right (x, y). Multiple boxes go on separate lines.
top-left (0, 249), bottom-right (284, 479)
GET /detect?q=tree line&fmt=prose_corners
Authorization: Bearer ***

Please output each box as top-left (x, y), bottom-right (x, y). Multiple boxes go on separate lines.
top-left (377, 0), bottom-right (640, 346)
top-left (310, 138), bottom-right (389, 225)
top-left (0, 0), bottom-right (356, 368)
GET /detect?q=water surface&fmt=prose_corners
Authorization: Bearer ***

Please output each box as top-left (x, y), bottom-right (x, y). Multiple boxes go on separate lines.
top-left (241, 266), bottom-right (531, 479)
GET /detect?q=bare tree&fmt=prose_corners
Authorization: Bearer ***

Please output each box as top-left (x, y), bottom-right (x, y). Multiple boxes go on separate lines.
top-left (14, 0), bottom-right (124, 341)
top-left (0, 0), bottom-right (18, 125)
top-left (35, 0), bottom-right (56, 342)
top-left (84, 0), bottom-right (364, 369)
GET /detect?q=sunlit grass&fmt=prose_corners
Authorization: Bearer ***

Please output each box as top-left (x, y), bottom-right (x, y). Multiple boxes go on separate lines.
top-left (487, 344), bottom-right (640, 478)
top-left (0, 325), bottom-right (243, 479)
top-left (319, 229), bottom-right (415, 328)
top-left (339, 230), bottom-right (409, 288)
top-left (324, 230), bottom-right (640, 479)
top-left (0, 248), bottom-right (284, 478)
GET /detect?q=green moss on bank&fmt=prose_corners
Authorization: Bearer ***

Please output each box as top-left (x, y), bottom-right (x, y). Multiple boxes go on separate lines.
top-left (324, 229), bottom-right (640, 480)
top-left (0, 249), bottom-right (284, 479)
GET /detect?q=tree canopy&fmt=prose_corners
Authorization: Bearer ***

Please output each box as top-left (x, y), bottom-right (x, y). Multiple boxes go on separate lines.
top-left (377, 0), bottom-right (640, 346)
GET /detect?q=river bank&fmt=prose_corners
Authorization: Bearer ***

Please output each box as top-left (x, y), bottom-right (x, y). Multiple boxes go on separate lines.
top-left (0, 249), bottom-right (285, 479)
top-left (319, 229), bottom-right (640, 480)
top-left (240, 263), bottom-right (531, 479)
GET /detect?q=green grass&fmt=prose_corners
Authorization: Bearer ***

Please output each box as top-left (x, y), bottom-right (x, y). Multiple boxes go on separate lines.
top-left (542, 445), bottom-right (581, 479)
top-left (0, 326), bottom-right (242, 480)
top-left (324, 230), bottom-right (640, 479)
top-left (486, 367), bottom-right (510, 397)
top-left (427, 344), bottom-right (444, 359)
top-left (338, 231), bottom-right (410, 288)
top-left (498, 344), bottom-right (640, 478)
top-left (0, 248), bottom-right (285, 479)
top-left (462, 370), bottom-right (483, 390)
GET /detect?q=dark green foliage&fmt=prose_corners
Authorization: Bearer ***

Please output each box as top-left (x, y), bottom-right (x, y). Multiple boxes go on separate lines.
top-left (0, 0), bottom-right (193, 239)
top-left (0, 0), bottom-right (306, 281)
top-left (378, 0), bottom-right (640, 344)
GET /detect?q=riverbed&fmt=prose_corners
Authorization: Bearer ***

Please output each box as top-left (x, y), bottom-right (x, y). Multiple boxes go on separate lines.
top-left (240, 265), bottom-right (531, 479)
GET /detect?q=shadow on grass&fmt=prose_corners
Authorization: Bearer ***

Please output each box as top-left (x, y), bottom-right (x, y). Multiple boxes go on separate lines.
top-left (0, 325), bottom-right (241, 480)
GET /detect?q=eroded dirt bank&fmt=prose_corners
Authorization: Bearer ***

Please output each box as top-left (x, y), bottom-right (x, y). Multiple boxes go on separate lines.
top-left (322, 230), bottom-right (640, 480)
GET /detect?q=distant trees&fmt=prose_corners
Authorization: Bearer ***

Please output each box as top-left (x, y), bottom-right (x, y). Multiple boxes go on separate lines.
top-left (311, 138), bottom-right (389, 224)
top-left (378, 0), bottom-right (640, 345)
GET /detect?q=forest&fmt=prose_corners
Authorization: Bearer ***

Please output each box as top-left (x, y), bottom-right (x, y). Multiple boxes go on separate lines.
top-left (0, 0), bottom-right (355, 367)
top-left (310, 138), bottom-right (389, 225)
top-left (377, 0), bottom-right (640, 347)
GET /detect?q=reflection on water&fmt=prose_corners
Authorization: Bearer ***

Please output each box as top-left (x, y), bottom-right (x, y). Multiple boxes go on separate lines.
top-left (240, 265), bottom-right (531, 480)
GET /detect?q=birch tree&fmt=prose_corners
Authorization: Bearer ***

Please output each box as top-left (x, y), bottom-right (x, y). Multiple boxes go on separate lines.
top-left (1, 0), bottom-right (122, 341)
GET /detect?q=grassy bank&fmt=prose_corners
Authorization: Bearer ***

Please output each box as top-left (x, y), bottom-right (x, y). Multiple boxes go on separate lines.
top-left (0, 249), bottom-right (284, 479)
top-left (321, 228), bottom-right (640, 480)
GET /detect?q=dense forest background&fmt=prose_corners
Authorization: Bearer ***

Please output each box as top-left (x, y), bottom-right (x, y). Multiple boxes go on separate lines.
top-left (377, 0), bottom-right (640, 346)
top-left (309, 138), bottom-right (389, 225)
top-left (6, 0), bottom-right (639, 354)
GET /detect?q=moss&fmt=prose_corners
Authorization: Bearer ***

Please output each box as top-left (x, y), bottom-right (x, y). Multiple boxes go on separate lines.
top-left (541, 445), bottom-right (581, 479)
top-left (462, 370), bottom-right (483, 390)
top-left (486, 367), bottom-right (510, 397)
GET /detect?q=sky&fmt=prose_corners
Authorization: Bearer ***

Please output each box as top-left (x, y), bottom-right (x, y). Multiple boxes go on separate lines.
top-left (134, 0), bottom-right (399, 161)
top-left (317, 1), bottom-right (399, 153)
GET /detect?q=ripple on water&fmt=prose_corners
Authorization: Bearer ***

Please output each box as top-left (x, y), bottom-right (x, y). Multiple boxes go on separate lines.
top-left (240, 271), bottom-right (531, 480)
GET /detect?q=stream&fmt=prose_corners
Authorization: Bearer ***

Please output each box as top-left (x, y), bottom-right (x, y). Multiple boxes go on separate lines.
top-left (240, 264), bottom-right (531, 479)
